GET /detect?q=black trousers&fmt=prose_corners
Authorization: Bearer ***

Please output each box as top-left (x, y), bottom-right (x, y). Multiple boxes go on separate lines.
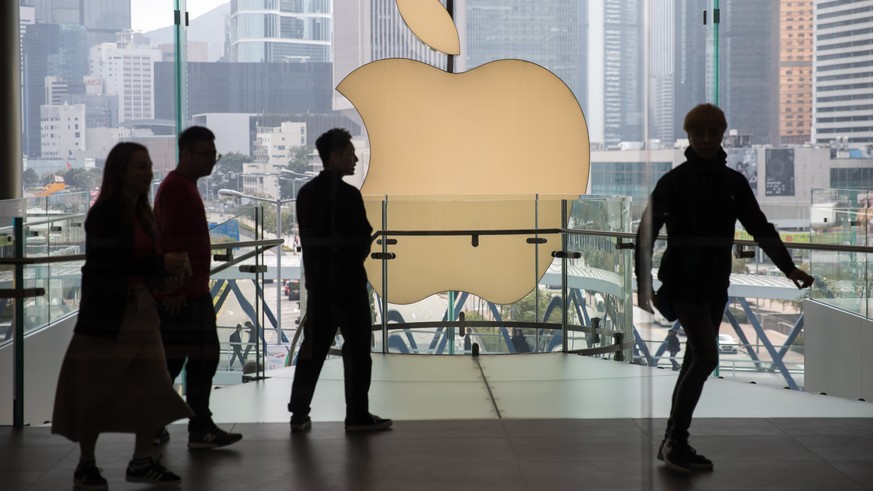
top-left (289, 285), bottom-right (373, 422)
top-left (665, 290), bottom-right (726, 443)
top-left (159, 295), bottom-right (219, 433)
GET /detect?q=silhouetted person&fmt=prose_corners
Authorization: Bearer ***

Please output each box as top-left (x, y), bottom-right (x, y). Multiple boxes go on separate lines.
top-left (52, 142), bottom-right (192, 489)
top-left (666, 329), bottom-right (681, 371)
top-left (242, 320), bottom-right (258, 361)
top-left (229, 324), bottom-right (244, 369)
top-left (635, 104), bottom-right (813, 476)
top-left (288, 128), bottom-right (392, 433)
top-left (463, 327), bottom-right (472, 352)
top-left (154, 126), bottom-right (242, 449)
top-left (511, 328), bottom-right (531, 353)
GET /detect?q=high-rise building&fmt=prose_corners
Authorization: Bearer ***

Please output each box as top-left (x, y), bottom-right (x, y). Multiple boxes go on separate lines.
top-left (672, 0), bottom-right (708, 143)
top-left (647, 0), bottom-right (676, 144)
top-left (153, 62), bottom-right (333, 121)
top-left (229, 0), bottom-right (331, 63)
top-left (40, 103), bottom-right (86, 158)
top-left (89, 34), bottom-right (161, 123)
top-left (254, 122), bottom-right (307, 165)
top-left (812, 0), bottom-right (873, 146)
top-left (602, 0), bottom-right (643, 145)
top-left (779, 0), bottom-right (814, 145)
top-left (465, 0), bottom-right (588, 118)
top-left (333, 0), bottom-right (447, 113)
top-left (718, 0), bottom-right (780, 145)
top-left (21, 23), bottom-right (88, 156)
top-left (20, 0), bottom-right (131, 46)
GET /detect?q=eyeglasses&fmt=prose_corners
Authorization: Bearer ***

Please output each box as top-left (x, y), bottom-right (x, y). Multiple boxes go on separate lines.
top-left (189, 149), bottom-right (222, 163)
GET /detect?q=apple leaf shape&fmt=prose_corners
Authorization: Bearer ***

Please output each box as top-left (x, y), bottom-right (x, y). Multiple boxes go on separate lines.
top-left (396, 0), bottom-right (460, 55)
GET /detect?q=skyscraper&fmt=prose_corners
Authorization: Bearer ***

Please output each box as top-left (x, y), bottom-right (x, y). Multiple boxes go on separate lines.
top-left (718, 0), bottom-right (780, 145)
top-left (464, 0), bottom-right (588, 113)
top-left (672, 0), bottom-right (708, 143)
top-left (19, 0), bottom-right (131, 46)
top-left (812, 0), bottom-right (873, 146)
top-left (229, 0), bottom-right (331, 63)
top-left (779, 0), bottom-right (814, 145)
top-left (602, 0), bottom-right (643, 145)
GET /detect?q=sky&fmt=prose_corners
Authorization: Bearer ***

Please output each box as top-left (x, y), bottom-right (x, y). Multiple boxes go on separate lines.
top-left (131, 0), bottom-right (228, 32)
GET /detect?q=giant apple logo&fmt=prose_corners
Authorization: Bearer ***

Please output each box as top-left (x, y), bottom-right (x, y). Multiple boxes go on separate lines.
top-left (338, 0), bottom-right (589, 305)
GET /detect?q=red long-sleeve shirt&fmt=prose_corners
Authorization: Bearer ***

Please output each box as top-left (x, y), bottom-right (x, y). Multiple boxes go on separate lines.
top-left (154, 170), bottom-right (211, 299)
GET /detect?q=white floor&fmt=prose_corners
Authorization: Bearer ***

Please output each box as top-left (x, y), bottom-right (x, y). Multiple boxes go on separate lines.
top-left (209, 353), bottom-right (873, 424)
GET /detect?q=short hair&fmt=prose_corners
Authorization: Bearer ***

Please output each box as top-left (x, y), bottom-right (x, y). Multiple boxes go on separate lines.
top-left (683, 103), bottom-right (727, 133)
top-left (178, 126), bottom-right (215, 152)
top-left (315, 128), bottom-right (352, 165)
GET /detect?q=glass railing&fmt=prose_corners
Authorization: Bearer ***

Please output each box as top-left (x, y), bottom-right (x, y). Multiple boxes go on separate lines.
top-left (360, 195), bottom-right (635, 361)
top-left (4, 191), bottom-right (873, 427)
top-left (805, 188), bottom-right (873, 318)
top-left (0, 192), bottom-right (91, 343)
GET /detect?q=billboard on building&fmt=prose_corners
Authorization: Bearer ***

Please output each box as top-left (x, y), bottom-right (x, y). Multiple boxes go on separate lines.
top-left (727, 148), bottom-right (758, 195)
top-left (765, 148), bottom-right (795, 197)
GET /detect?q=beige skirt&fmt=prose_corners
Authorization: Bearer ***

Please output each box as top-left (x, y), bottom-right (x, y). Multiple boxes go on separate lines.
top-left (51, 285), bottom-right (193, 442)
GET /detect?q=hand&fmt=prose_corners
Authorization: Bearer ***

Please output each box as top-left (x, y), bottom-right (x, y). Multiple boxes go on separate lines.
top-left (637, 288), bottom-right (655, 314)
top-left (163, 295), bottom-right (187, 315)
top-left (164, 252), bottom-right (191, 276)
top-left (164, 273), bottom-right (185, 292)
top-left (788, 268), bottom-right (814, 289)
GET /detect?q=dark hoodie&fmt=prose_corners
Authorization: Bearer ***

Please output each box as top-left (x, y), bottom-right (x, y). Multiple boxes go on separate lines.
top-left (634, 147), bottom-right (796, 301)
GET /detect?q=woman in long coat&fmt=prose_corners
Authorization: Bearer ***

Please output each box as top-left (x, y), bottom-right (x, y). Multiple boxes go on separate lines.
top-left (52, 142), bottom-right (194, 490)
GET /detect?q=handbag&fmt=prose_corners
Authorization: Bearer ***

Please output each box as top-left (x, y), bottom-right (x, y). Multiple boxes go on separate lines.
top-left (654, 287), bottom-right (678, 322)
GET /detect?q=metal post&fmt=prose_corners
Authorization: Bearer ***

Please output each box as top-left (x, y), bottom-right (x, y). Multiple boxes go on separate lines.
top-left (1, 1), bottom-right (22, 200)
top-left (13, 218), bottom-right (24, 428)
top-left (561, 201), bottom-right (569, 353)
top-left (173, 0), bottom-right (188, 158)
top-left (275, 199), bottom-right (282, 344)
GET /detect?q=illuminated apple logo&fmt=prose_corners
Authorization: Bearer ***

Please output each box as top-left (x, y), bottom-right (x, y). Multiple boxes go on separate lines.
top-left (338, 0), bottom-right (590, 305)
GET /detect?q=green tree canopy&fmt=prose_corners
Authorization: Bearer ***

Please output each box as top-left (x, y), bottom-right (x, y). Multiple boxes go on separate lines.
top-left (211, 152), bottom-right (249, 193)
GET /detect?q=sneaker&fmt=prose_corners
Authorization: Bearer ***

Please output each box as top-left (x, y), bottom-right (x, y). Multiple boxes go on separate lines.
top-left (125, 456), bottom-right (181, 486)
top-left (661, 439), bottom-right (691, 476)
top-left (74, 462), bottom-right (107, 491)
top-left (345, 414), bottom-right (393, 433)
top-left (154, 426), bottom-right (171, 445)
top-left (187, 426), bottom-right (243, 449)
top-left (290, 416), bottom-right (312, 433)
top-left (657, 439), bottom-right (713, 470)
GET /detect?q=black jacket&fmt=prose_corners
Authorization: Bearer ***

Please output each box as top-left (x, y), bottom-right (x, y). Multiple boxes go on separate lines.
top-left (635, 147), bottom-right (796, 301)
top-left (74, 200), bottom-right (167, 340)
top-left (296, 170), bottom-right (372, 290)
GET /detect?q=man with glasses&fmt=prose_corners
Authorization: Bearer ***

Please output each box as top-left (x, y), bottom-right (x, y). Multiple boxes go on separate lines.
top-left (153, 126), bottom-right (242, 449)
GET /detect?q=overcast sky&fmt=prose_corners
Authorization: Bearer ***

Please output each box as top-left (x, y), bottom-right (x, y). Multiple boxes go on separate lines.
top-left (131, 0), bottom-right (228, 32)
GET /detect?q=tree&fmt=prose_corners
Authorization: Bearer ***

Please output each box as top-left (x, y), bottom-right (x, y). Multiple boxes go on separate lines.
top-left (211, 152), bottom-right (249, 193)
top-left (22, 168), bottom-right (39, 189)
top-left (280, 145), bottom-right (314, 199)
top-left (62, 167), bottom-right (102, 191)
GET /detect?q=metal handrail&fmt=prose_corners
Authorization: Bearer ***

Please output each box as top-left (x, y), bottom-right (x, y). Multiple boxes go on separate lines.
top-left (370, 227), bottom-right (873, 254)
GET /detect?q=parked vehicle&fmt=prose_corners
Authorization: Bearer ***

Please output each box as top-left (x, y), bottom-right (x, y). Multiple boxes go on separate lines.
top-left (718, 333), bottom-right (738, 354)
top-left (283, 279), bottom-right (300, 301)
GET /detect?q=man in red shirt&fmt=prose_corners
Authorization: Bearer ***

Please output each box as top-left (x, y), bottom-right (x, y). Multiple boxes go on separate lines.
top-left (153, 126), bottom-right (242, 449)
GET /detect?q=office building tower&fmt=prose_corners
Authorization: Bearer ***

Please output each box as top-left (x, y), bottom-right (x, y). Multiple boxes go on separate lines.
top-left (229, 0), bottom-right (331, 63)
top-left (465, 0), bottom-right (588, 118)
top-left (672, 0), bottom-right (708, 143)
top-left (89, 34), bottom-right (161, 123)
top-left (154, 62), bottom-right (333, 121)
top-left (813, 0), bottom-right (873, 146)
top-left (647, 0), bottom-right (675, 144)
top-left (718, 0), bottom-right (780, 145)
top-left (333, 0), bottom-right (447, 113)
top-left (779, 0), bottom-right (814, 145)
top-left (40, 103), bottom-right (86, 158)
top-left (602, 0), bottom-right (643, 145)
top-left (20, 0), bottom-right (131, 46)
top-left (21, 23), bottom-right (87, 157)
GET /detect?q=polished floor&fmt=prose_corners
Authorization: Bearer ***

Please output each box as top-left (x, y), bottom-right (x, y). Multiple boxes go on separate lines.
top-left (4, 354), bottom-right (873, 490)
